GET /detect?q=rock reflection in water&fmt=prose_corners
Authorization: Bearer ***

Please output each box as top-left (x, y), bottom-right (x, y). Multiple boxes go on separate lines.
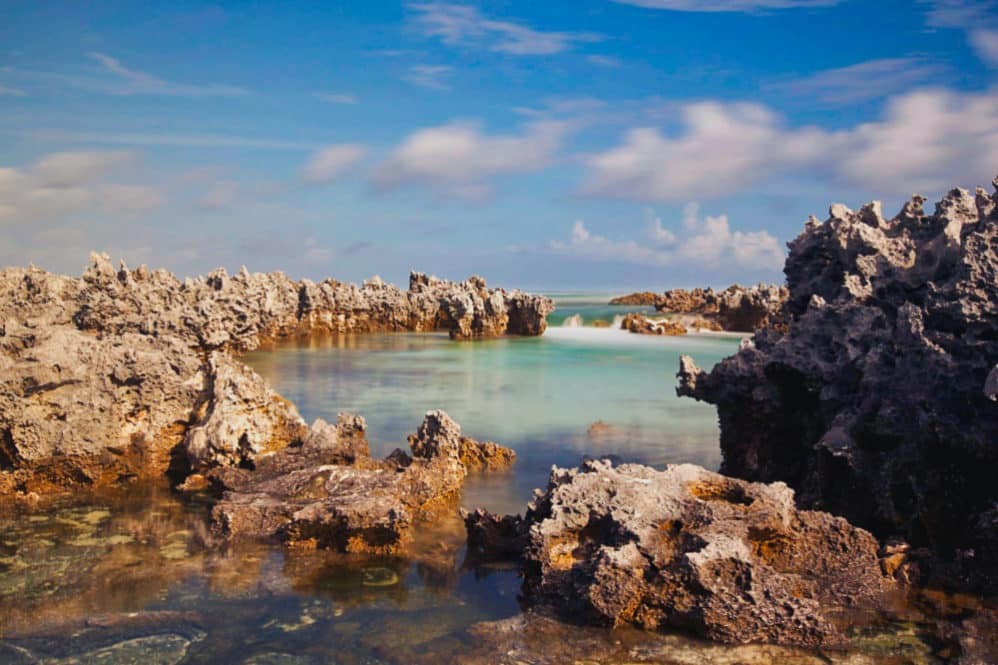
top-left (0, 482), bottom-right (986, 664)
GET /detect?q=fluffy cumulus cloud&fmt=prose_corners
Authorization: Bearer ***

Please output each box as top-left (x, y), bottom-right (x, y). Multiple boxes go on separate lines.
top-left (302, 144), bottom-right (367, 184)
top-left (0, 150), bottom-right (163, 225)
top-left (409, 3), bottom-right (600, 55)
top-left (582, 102), bottom-right (827, 201)
top-left (838, 87), bottom-right (998, 194)
top-left (550, 203), bottom-right (784, 271)
top-left (611, 0), bottom-right (841, 11)
top-left (373, 121), bottom-right (566, 200)
top-left (583, 86), bottom-right (998, 201)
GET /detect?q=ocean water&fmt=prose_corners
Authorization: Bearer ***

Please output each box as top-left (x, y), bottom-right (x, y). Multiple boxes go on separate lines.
top-left (544, 292), bottom-right (659, 327)
top-left (0, 302), bottom-right (946, 663)
top-left (244, 327), bottom-right (739, 516)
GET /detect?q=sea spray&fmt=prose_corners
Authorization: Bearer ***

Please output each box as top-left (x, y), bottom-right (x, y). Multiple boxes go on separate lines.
top-left (562, 314), bottom-right (584, 327)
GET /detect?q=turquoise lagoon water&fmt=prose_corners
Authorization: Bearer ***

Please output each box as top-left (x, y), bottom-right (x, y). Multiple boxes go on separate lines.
top-left (0, 299), bottom-right (947, 663)
top-left (245, 326), bottom-right (740, 516)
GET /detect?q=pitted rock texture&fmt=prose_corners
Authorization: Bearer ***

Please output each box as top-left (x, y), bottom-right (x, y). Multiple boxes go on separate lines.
top-left (652, 284), bottom-right (788, 332)
top-left (608, 292), bottom-right (660, 306)
top-left (0, 255), bottom-right (546, 496)
top-left (678, 178), bottom-right (998, 592)
top-left (619, 313), bottom-right (687, 336)
top-left (464, 460), bottom-right (891, 647)
top-left (209, 410), bottom-right (514, 553)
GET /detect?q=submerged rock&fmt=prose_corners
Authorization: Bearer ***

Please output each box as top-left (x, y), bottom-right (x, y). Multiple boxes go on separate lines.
top-left (0, 256), bottom-right (548, 497)
top-left (210, 411), bottom-right (514, 554)
top-left (678, 177), bottom-right (998, 592)
top-left (464, 460), bottom-right (893, 647)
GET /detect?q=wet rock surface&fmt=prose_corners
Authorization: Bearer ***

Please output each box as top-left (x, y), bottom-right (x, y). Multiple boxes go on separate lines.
top-left (0, 255), bottom-right (549, 496)
top-left (620, 312), bottom-right (687, 336)
top-left (464, 459), bottom-right (893, 647)
top-left (209, 411), bottom-right (515, 554)
top-left (678, 178), bottom-right (998, 592)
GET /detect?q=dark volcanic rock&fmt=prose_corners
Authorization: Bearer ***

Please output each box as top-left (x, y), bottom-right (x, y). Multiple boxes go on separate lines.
top-left (465, 460), bottom-right (892, 647)
top-left (210, 410), bottom-right (514, 554)
top-left (678, 177), bottom-right (998, 592)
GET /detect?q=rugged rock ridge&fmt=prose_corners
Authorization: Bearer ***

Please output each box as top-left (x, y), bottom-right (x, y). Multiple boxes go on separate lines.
top-left (609, 285), bottom-right (787, 332)
top-left (464, 460), bottom-right (892, 647)
top-left (68, 256), bottom-right (554, 350)
top-left (678, 177), bottom-right (998, 591)
top-left (619, 312), bottom-right (687, 336)
top-left (208, 410), bottom-right (514, 553)
top-left (0, 254), bottom-right (547, 496)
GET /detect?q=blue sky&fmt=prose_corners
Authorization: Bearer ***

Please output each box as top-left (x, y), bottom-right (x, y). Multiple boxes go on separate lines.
top-left (1, 0), bottom-right (996, 290)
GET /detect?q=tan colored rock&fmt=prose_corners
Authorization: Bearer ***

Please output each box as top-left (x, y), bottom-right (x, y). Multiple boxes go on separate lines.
top-left (465, 460), bottom-right (893, 647)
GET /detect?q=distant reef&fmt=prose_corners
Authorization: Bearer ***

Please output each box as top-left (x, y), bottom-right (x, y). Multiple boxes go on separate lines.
top-left (609, 284), bottom-right (788, 332)
top-left (0, 253), bottom-right (549, 511)
top-left (679, 176), bottom-right (998, 594)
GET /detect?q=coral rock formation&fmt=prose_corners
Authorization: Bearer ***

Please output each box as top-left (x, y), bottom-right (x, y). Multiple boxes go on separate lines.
top-left (619, 312), bottom-right (687, 336)
top-left (464, 460), bottom-right (892, 647)
top-left (678, 178), bottom-right (998, 592)
top-left (608, 291), bottom-right (660, 306)
top-left (652, 285), bottom-right (788, 332)
top-left (0, 255), bottom-right (548, 497)
top-left (209, 410), bottom-right (513, 553)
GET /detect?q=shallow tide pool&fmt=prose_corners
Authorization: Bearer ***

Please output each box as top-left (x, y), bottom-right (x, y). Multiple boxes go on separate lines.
top-left (0, 308), bottom-right (950, 664)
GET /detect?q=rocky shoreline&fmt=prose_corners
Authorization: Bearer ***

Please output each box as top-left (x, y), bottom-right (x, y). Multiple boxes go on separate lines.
top-left (0, 254), bottom-right (549, 503)
top-left (611, 284), bottom-right (788, 333)
top-left (677, 179), bottom-right (998, 595)
top-left (2, 174), bottom-right (998, 658)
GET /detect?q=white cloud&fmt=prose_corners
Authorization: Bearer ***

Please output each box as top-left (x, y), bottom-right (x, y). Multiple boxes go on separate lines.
top-left (30, 150), bottom-right (133, 187)
top-left (302, 144), bottom-right (367, 184)
top-left (583, 86), bottom-right (998, 201)
top-left (84, 52), bottom-right (248, 97)
top-left (402, 65), bottom-right (454, 90)
top-left (303, 237), bottom-right (334, 264)
top-left (837, 87), bottom-right (998, 193)
top-left (198, 180), bottom-right (240, 210)
top-left (373, 120), bottom-right (566, 199)
top-left (918, 2), bottom-right (998, 67)
top-left (970, 29), bottom-right (998, 67)
top-left (550, 204), bottom-right (784, 270)
top-left (409, 3), bottom-right (600, 55)
top-left (314, 92), bottom-right (358, 104)
top-left (768, 58), bottom-right (943, 105)
top-left (611, 0), bottom-right (841, 11)
top-left (0, 150), bottom-right (163, 224)
top-left (4, 128), bottom-right (317, 150)
top-left (587, 55), bottom-right (623, 67)
top-left (919, 0), bottom-right (996, 28)
top-left (0, 84), bottom-right (26, 96)
top-left (582, 102), bottom-right (828, 201)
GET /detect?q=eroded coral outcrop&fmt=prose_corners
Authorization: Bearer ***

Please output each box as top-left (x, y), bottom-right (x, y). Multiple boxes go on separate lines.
top-left (619, 312), bottom-right (687, 336)
top-left (0, 255), bottom-right (548, 497)
top-left (651, 284), bottom-right (788, 332)
top-left (209, 410), bottom-right (513, 554)
top-left (464, 460), bottom-right (892, 647)
top-left (678, 178), bottom-right (998, 592)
